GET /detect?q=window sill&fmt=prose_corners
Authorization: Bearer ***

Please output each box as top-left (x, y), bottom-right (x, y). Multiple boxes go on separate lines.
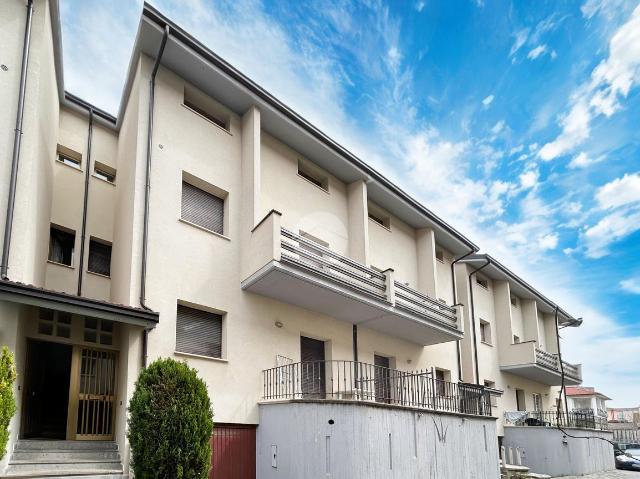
top-left (368, 217), bottom-right (391, 232)
top-left (296, 173), bottom-right (330, 194)
top-left (87, 270), bottom-right (111, 279)
top-left (481, 341), bottom-right (493, 347)
top-left (181, 103), bottom-right (233, 136)
top-left (47, 260), bottom-right (74, 269)
top-left (92, 174), bottom-right (116, 186)
top-left (174, 350), bottom-right (228, 363)
top-left (179, 218), bottom-right (230, 241)
top-left (55, 159), bottom-right (83, 172)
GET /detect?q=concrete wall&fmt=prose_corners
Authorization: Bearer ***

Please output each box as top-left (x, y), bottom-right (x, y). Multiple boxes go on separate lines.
top-left (257, 401), bottom-right (500, 479)
top-left (503, 426), bottom-right (615, 477)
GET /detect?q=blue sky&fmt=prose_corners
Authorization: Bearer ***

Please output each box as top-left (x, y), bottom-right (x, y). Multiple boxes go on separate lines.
top-left (60, 0), bottom-right (640, 405)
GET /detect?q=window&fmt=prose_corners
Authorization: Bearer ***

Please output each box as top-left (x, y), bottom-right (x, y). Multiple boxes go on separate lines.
top-left (84, 317), bottom-right (114, 345)
top-left (48, 225), bottom-right (75, 266)
top-left (56, 145), bottom-right (82, 169)
top-left (176, 304), bottom-right (223, 359)
top-left (510, 294), bottom-right (518, 307)
top-left (93, 161), bottom-right (116, 183)
top-left (435, 249), bottom-right (445, 262)
top-left (183, 86), bottom-right (229, 131)
top-left (88, 238), bottom-right (112, 277)
top-left (297, 159), bottom-right (329, 192)
top-left (37, 308), bottom-right (71, 338)
top-left (480, 319), bottom-right (492, 345)
top-left (476, 276), bottom-right (488, 289)
top-left (367, 202), bottom-right (391, 229)
top-left (368, 212), bottom-right (390, 228)
top-left (435, 369), bottom-right (449, 396)
top-left (513, 335), bottom-right (521, 344)
top-left (181, 180), bottom-right (225, 235)
top-left (533, 393), bottom-right (543, 412)
top-left (515, 389), bottom-right (526, 411)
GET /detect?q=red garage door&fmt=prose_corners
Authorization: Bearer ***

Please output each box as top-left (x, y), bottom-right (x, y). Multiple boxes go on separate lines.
top-left (211, 424), bottom-right (256, 479)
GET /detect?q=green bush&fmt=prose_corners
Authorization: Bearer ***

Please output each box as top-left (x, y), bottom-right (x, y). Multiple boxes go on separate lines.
top-left (128, 358), bottom-right (213, 479)
top-left (0, 347), bottom-right (17, 460)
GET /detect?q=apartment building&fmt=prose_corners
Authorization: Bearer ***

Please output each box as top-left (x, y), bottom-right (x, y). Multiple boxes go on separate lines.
top-left (0, 1), bottom-right (592, 478)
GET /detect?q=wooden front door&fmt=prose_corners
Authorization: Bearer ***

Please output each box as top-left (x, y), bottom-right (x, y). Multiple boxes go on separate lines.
top-left (67, 346), bottom-right (118, 440)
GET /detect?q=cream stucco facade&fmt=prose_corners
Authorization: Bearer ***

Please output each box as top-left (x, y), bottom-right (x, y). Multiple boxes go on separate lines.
top-left (0, 1), bottom-right (588, 477)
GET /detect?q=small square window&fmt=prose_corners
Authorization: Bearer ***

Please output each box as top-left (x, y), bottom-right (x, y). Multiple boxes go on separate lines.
top-left (176, 304), bottom-right (223, 359)
top-left (56, 145), bottom-right (82, 169)
top-left (48, 225), bottom-right (75, 266)
top-left (83, 317), bottom-right (114, 345)
top-left (297, 159), bottom-right (329, 192)
top-left (435, 249), bottom-right (445, 262)
top-left (480, 319), bottom-right (492, 345)
top-left (181, 180), bottom-right (225, 235)
top-left (476, 277), bottom-right (488, 289)
top-left (37, 308), bottom-right (72, 338)
top-left (513, 335), bottom-right (521, 344)
top-left (88, 238), bottom-right (112, 277)
top-left (510, 294), bottom-right (518, 307)
top-left (94, 162), bottom-right (116, 183)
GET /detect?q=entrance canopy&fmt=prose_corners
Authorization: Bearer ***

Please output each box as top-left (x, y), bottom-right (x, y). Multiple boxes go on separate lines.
top-left (0, 280), bottom-right (159, 328)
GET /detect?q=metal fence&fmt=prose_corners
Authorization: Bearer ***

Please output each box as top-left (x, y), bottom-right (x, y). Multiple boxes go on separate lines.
top-left (263, 360), bottom-right (492, 417)
top-left (611, 428), bottom-right (640, 443)
top-left (505, 410), bottom-right (609, 431)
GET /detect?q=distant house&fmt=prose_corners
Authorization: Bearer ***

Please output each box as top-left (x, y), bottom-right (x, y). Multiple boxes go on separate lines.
top-left (566, 386), bottom-right (611, 418)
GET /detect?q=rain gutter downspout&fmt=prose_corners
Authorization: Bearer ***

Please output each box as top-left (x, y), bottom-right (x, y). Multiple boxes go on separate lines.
top-left (451, 248), bottom-right (475, 381)
top-left (140, 26), bottom-right (170, 368)
top-left (554, 306), bottom-right (569, 415)
top-left (77, 109), bottom-right (93, 295)
top-left (2, 0), bottom-right (34, 280)
top-left (468, 258), bottom-right (491, 385)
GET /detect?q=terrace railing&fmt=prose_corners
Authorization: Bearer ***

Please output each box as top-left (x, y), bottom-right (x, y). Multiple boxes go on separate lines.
top-left (262, 360), bottom-right (491, 417)
top-left (535, 348), bottom-right (581, 380)
top-left (505, 410), bottom-right (608, 431)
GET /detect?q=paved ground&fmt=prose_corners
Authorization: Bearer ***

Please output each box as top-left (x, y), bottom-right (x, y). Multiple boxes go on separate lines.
top-left (557, 471), bottom-right (639, 478)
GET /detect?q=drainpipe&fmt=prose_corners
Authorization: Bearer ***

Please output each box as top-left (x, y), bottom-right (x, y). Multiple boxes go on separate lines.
top-left (467, 258), bottom-right (491, 385)
top-left (139, 25), bottom-right (169, 309)
top-left (451, 248), bottom-right (474, 381)
top-left (77, 109), bottom-right (94, 295)
top-left (1, 0), bottom-right (34, 280)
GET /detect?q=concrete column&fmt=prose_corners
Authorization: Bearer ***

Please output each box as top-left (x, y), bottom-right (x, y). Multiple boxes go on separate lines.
top-left (241, 106), bottom-right (261, 227)
top-left (521, 299), bottom-right (540, 344)
top-left (383, 268), bottom-right (395, 305)
top-left (454, 263), bottom-right (475, 383)
top-left (493, 280), bottom-right (514, 357)
top-left (347, 180), bottom-right (368, 265)
top-left (416, 227), bottom-right (438, 297)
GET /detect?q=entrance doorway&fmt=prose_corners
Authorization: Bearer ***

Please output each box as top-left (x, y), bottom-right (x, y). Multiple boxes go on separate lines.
top-left (300, 336), bottom-right (325, 399)
top-left (22, 340), bottom-right (72, 439)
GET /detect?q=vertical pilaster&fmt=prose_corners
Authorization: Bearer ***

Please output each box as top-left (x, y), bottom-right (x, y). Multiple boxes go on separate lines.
top-left (241, 106), bottom-right (261, 227)
top-left (521, 299), bottom-right (540, 344)
top-left (416, 227), bottom-right (438, 298)
top-left (347, 180), bottom-right (369, 264)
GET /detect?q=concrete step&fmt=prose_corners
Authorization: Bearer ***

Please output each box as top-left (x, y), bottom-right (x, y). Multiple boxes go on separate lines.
top-left (3, 462), bottom-right (123, 477)
top-left (10, 451), bottom-right (120, 462)
top-left (2, 469), bottom-right (125, 478)
top-left (13, 441), bottom-right (118, 451)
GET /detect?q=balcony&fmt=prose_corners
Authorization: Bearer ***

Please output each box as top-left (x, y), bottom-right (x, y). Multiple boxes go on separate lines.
top-left (499, 341), bottom-right (582, 386)
top-left (262, 359), bottom-right (492, 417)
top-left (504, 410), bottom-right (608, 431)
top-left (242, 211), bottom-right (462, 345)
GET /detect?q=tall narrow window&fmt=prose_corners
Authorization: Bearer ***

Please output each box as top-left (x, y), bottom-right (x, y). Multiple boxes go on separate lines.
top-left (88, 238), bottom-right (112, 277)
top-left (48, 226), bottom-right (75, 266)
top-left (181, 181), bottom-right (225, 234)
top-left (480, 320), bottom-right (492, 345)
top-left (176, 305), bottom-right (223, 358)
top-left (532, 393), bottom-right (543, 412)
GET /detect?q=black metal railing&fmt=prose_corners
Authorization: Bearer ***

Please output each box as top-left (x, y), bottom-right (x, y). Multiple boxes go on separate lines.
top-left (262, 360), bottom-right (492, 417)
top-left (505, 410), bottom-right (608, 431)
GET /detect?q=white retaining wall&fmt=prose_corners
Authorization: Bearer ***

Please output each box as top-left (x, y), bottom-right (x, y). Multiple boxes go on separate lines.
top-left (257, 400), bottom-right (500, 479)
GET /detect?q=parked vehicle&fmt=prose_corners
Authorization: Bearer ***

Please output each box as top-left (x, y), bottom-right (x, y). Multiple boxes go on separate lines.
top-left (615, 447), bottom-right (640, 471)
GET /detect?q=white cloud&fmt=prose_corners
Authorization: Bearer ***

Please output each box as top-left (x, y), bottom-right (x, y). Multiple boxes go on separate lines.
top-left (538, 233), bottom-right (559, 250)
top-left (539, 5), bottom-right (640, 160)
top-left (491, 120), bottom-right (506, 135)
top-left (595, 172), bottom-right (640, 209)
top-left (519, 169), bottom-right (539, 189)
top-left (527, 44), bottom-right (548, 60)
top-left (568, 152), bottom-right (605, 169)
top-left (415, 1), bottom-right (426, 12)
top-left (509, 144), bottom-right (524, 156)
top-left (620, 277), bottom-right (640, 294)
top-left (482, 94), bottom-right (495, 106)
top-left (510, 28), bottom-right (530, 56)
top-left (583, 208), bottom-right (640, 258)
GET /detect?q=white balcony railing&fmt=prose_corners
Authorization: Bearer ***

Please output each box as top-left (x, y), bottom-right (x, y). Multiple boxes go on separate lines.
top-left (394, 281), bottom-right (458, 325)
top-left (280, 227), bottom-right (387, 299)
top-left (535, 348), bottom-right (581, 380)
